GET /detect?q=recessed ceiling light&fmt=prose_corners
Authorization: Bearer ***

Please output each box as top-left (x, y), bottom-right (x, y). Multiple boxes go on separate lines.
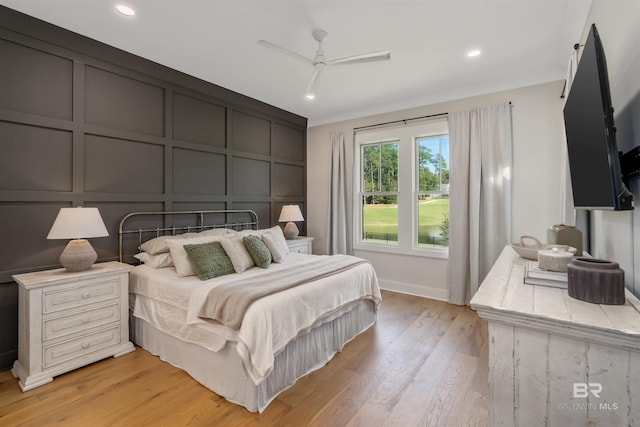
top-left (304, 93), bottom-right (316, 101)
top-left (466, 49), bottom-right (481, 58)
top-left (115, 4), bottom-right (136, 16)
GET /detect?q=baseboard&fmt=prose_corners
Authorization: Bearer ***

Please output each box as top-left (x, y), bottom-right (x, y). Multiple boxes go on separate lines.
top-left (378, 279), bottom-right (449, 302)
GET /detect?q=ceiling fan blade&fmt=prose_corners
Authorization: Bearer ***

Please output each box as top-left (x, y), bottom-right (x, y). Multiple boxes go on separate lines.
top-left (327, 50), bottom-right (391, 66)
top-left (258, 40), bottom-right (314, 66)
top-left (305, 64), bottom-right (324, 95)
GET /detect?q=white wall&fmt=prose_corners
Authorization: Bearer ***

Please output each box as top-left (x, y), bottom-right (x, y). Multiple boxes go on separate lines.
top-left (307, 81), bottom-right (566, 301)
top-left (582, 1), bottom-right (640, 297)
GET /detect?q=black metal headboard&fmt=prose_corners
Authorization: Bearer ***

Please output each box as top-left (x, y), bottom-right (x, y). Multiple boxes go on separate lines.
top-left (118, 209), bottom-right (258, 263)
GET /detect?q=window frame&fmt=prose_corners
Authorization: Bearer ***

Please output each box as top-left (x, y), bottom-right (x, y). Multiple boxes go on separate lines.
top-left (353, 118), bottom-right (449, 259)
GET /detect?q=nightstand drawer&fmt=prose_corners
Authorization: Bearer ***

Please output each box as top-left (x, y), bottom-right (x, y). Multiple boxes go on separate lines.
top-left (43, 326), bottom-right (120, 368)
top-left (43, 278), bottom-right (120, 314)
top-left (286, 237), bottom-right (314, 255)
top-left (289, 245), bottom-right (310, 254)
top-left (43, 303), bottom-right (120, 341)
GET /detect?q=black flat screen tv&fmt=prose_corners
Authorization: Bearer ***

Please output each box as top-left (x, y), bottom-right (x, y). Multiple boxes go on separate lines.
top-left (563, 23), bottom-right (633, 210)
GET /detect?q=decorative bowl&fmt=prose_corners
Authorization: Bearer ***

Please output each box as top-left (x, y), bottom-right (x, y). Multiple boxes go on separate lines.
top-left (511, 236), bottom-right (544, 260)
top-left (511, 236), bottom-right (576, 260)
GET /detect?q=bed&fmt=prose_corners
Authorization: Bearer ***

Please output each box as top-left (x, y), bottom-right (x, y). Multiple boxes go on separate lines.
top-left (119, 210), bottom-right (381, 412)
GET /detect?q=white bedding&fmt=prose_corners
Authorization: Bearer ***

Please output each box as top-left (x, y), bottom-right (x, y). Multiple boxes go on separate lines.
top-left (129, 253), bottom-right (382, 385)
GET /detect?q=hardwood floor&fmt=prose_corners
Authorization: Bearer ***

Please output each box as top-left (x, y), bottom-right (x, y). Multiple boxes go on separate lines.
top-left (0, 291), bottom-right (488, 426)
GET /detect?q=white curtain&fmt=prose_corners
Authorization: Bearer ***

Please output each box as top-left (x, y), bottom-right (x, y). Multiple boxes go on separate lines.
top-left (328, 131), bottom-right (352, 255)
top-left (448, 103), bottom-right (513, 305)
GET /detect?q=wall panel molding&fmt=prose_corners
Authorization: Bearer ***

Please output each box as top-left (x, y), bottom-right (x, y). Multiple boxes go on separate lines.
top-left (0, 6), bottom-right (307, 282)
top-left (0, 5), bottom-right (307, 371)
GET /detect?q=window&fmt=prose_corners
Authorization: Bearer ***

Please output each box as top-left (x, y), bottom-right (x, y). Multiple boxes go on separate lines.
top-left (361, 141), bottom-right (399, 245)
top-left (416, 135), bottom-right (449, 247)
top-left (354, 118), bottom-right (449, 258)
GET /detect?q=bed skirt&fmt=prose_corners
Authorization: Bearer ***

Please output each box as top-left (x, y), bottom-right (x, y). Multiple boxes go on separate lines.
top-left (131, 299), bottom-right (377, 412)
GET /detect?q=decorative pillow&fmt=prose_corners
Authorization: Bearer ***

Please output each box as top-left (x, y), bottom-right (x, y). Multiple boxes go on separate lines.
top-left (261, 225), bottom-right (289, 262)
top-left (220, 235), bottom-right (255, 273)
top-left (140, 235), bottom-right (182, 255)
top-left (133, 251), bottom-right (173, 268)
top-left (167, 235), bottom-right (223, 277)
top-left (243, 235), bottom-right (272, 268)
top-left (183, 241), bottom-right (235, 280)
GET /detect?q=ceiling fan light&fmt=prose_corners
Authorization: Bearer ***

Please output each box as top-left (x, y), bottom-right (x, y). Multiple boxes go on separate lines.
top-left (304, 92), bottom-right (316, 101)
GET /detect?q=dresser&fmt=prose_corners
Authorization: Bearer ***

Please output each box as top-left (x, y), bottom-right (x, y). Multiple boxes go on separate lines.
top-left (471, 247), bottom-right (640, 426)
top-left (12, 262), bottom-right (134, 391)
top-left (286, 236), bottom-right (314, 254)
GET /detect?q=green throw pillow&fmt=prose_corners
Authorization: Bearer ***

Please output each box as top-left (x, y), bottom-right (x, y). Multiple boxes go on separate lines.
top-left (184, 241), bottom-right (235, 280)
top-left (243, 235), bottom-right (272, 268)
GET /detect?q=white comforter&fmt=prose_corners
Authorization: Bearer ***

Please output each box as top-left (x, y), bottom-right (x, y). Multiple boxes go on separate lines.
top-left (129, 253), bottom-right (381, 385)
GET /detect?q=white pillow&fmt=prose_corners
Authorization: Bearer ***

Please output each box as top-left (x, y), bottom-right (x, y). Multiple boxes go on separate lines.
top-left (220, 235), bottom-right (255, 273)
top-left (200, 228), bottom-right (234, 237)
top-left (133, 252), bottom-right (173, 268)
top-left (179, 232), bottom-right (201, 239)
top-left (167, 235), bottom-right (223, 277)
top-left (236, 228), bottom-right (263, 237)
top-left (140, 235), bottom-right (182, 255)
top-left (139, 229), bottom-right (234, 254)
top-left (262, 226), bottom-right (289, 262)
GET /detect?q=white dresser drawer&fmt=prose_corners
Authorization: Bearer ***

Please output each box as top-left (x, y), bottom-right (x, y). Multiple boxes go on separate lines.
top-left (43, 326), bottom-right (121, 368)
top-left (43, 278), bottom-right (120, 314)
top-left (43, 303), bottom-right (120, 341)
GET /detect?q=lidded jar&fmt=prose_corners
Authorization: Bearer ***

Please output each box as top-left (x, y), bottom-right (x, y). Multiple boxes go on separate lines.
top-left (547, 224), bottom-right (583, 256)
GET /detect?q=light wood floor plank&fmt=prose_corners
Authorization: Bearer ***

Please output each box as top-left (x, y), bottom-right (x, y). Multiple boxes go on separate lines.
top-left (382, 307), bottom-right (485, 426)
top-left (0, 290), bottom-right (488, 427)
top-left (345, 302), bottom-right (456, 427)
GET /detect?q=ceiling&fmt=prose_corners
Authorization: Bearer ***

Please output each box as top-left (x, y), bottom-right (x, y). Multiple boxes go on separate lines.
top-left (1, 0), bottom-right (592, 126)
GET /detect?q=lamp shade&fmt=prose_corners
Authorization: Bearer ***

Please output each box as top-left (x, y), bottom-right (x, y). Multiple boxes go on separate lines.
top-left (47, 207), bottom-right (109, 240)
top-left (278, 205), bottom-right (304, 222)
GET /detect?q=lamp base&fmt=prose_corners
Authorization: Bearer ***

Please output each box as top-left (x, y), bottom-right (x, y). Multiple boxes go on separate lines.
top-left (59, 239), bottom-right (97, 272)
top-left (283, 222), bottom-right (300, 239)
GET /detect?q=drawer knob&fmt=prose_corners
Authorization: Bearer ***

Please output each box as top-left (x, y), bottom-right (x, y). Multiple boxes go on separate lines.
top-left (82, 342), bottom-right (90, 349)
top-left (82, 293), bottom-right (90, 299)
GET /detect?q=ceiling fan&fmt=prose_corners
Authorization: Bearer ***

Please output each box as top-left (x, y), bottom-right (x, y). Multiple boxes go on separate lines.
top-left (258, 29), bottom-right (390, 100)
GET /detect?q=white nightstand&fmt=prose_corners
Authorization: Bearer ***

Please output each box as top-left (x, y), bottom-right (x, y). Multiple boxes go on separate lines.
top-left (11, 261), bottom-right (134, 391)
top-left (286, 236), bottom-right (314, 254)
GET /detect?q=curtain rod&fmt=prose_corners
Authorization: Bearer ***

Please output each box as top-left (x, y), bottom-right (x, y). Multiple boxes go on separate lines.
top-left (353, 112), bottom-right (448, 132)
top-left (353, 102), bottom-right (512, 132)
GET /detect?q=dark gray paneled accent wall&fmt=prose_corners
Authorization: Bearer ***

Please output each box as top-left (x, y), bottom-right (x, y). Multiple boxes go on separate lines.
top-left (0, 6), bottom-right (307, 370)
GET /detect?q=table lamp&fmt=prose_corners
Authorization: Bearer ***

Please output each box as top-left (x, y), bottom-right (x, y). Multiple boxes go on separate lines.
top-left (278, 205), bottom-right (304, 239)
top-left (47, 206), bottom-right (109, 272)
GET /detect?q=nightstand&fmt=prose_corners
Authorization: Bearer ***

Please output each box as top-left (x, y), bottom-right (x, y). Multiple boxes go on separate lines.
top-left (11, 261), bottom-right (134, 391)
top-left (286, 236), bottom-right (314, 254)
